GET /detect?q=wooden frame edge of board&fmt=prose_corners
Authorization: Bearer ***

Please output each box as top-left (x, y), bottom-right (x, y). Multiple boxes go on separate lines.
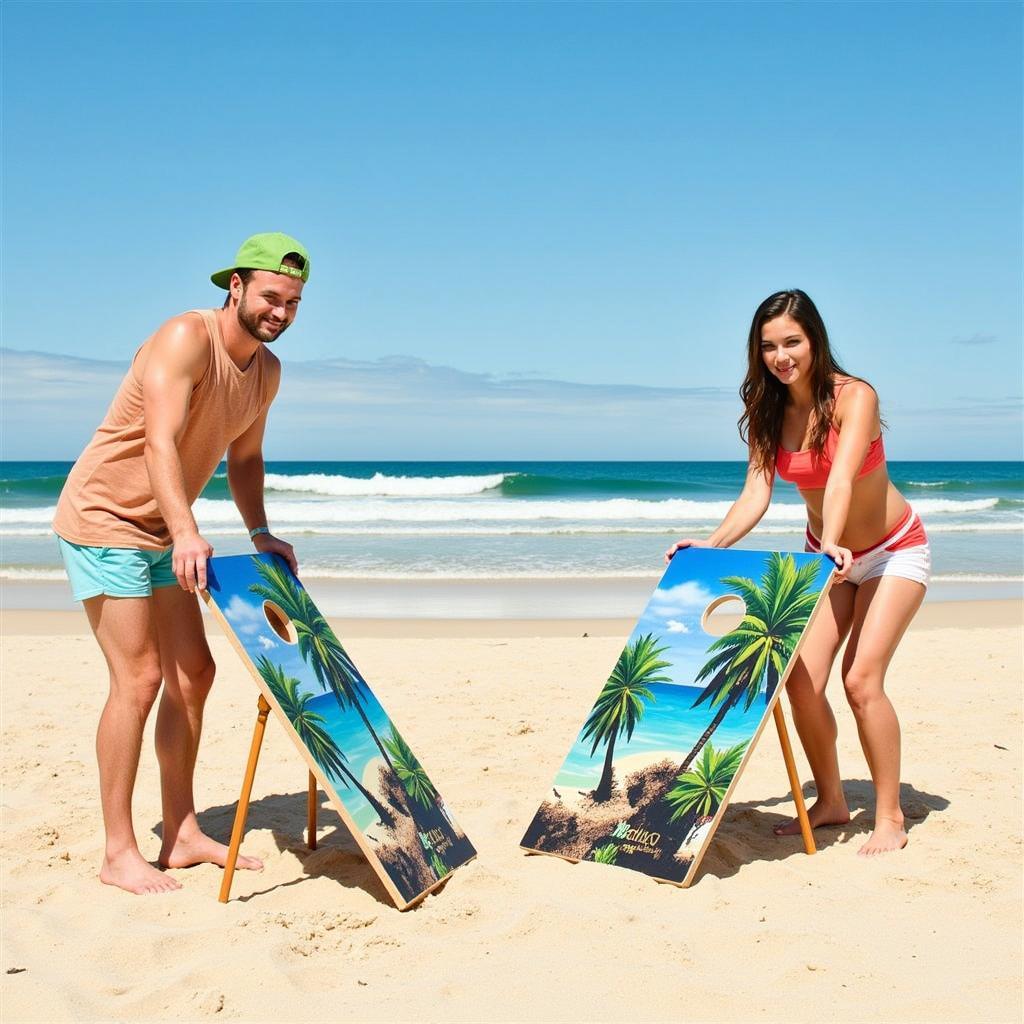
top-left (400, 850), bottom-right (480, 911)
top-left (201, 587), bottom-right (437, 912)
top-left (677, 571), bottom-right (835, 887)
top-left (519, 845), bottom-right (581, 865)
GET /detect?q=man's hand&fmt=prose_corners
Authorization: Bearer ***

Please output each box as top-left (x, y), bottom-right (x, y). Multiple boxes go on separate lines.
top-left (173, 531), bottom-right (214, 592)
top-left (252, 532), bottom-right (299, 575)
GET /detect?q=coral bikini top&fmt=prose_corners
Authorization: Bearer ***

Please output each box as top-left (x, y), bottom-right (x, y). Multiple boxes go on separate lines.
top-left (775, 428), bottom-right (886, 489)
top-left (774, 383), bottom-right (886, 489)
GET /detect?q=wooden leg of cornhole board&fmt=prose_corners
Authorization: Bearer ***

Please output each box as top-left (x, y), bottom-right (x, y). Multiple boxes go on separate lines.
top-left (772, 702), bottom-right (816, 855)
top-left (219, 694), bottom-right (272, 903)
top-left (307, 771), bottom-right (318, 850)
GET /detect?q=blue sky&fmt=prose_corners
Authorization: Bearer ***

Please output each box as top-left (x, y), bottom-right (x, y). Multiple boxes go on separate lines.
top-left (2, 1), bottom-right (1021, 459)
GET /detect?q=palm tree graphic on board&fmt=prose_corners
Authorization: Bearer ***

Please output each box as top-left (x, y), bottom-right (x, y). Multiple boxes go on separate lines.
top-left (382, 725), bottom-right (439, 811)
top-left (249, 558), bottom-right (401, 779)
top-left (591, 843), bottom-right (620, 865)
top-left (581, 633), bottom-right (671, 802)
top-left (675, 552), bottom-right (821, 776)
top-left (664, 739), bottom-right (749, 843)
top-left (255, 656), bottom-right (394, 826)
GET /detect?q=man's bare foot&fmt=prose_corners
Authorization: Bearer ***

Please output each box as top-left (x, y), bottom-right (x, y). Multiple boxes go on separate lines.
top-left (100, 849), bottom-right (182, 895)
top-left (773, 798), bottom-right (851, 836)
top-left (159, 831), bottom-right (263, 871)
top-left (858, 815), bottom-right (907, 856)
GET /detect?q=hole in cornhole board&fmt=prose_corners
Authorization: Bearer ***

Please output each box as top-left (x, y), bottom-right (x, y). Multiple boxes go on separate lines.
top-left (701, 595), bottom-right (746, 637)
top-left (262, 600), bottom-right (298, 644)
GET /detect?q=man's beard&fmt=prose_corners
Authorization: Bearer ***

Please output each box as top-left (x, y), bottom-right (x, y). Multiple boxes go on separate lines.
top-left (237, 291), bottom-right (290, 344)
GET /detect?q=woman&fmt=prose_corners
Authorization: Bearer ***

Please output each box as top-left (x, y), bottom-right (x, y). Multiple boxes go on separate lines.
top-left (666, 289), bottom-right (929, 856)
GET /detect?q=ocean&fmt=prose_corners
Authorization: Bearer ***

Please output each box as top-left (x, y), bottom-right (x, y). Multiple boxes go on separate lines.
top-left (2, 460), bottom-right (1021, 613)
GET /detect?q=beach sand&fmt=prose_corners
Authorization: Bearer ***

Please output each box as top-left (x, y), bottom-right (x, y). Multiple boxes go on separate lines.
top-left (1, 600), bottom-right (1021, 1023)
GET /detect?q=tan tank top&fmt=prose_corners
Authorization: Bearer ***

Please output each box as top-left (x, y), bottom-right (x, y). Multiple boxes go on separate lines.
top-left (53, 309), bottom-right (272, 549)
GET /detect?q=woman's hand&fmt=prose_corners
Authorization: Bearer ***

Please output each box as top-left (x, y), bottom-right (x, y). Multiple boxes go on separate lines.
top-left (821, 542), bottom-right (853, 583)
top-left (665, 538), bottom-right (712, 563)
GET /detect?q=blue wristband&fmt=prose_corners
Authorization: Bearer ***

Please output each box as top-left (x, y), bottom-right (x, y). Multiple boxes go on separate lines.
top-left (249, 526), bottom-right (271, 540)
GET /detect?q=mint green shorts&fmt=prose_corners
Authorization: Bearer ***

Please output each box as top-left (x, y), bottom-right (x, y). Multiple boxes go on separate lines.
top-left (57, 537), bottom-right (178, 601)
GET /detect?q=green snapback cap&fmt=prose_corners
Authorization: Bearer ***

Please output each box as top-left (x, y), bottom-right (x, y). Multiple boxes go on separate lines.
top-left (211, 232), bottom-right (311, 289)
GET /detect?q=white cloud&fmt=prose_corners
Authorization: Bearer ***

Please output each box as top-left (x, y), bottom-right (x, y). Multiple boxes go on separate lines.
top-left (6, 346), bottom-right (1020, 460)
top-left (223, 595), bottom-right (266, 637)
top-left (257, 635), bottom-right (276, 650)
top-left (0, 347), bottom-right (741, 460)
top-left (647, 580), bottom-right (716, 621)
top-left (665, 619), bottom-right (690, 634)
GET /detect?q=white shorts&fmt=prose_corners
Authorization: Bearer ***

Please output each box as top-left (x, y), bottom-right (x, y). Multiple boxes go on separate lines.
top-left (805, 509), bottom-right (931, 588)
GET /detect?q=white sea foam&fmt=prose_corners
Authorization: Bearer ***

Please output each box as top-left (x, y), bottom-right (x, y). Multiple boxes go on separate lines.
top-left (2, 565), bottom-right (1022, 584)
top-left (193, 497), bottom-right (810, 524)
top-left (3, 519), bottom-right (1021, 538)
top-left (259, 520), bottom-right (1023, 537)
top-left (0, 507), bottom-right (57, 524)
top-left (0, 494), bottom-right (1014, 535)
top-left (0, 567), bottom-right (68, 580)
top-left (264, 471), bottom-right (509, 497)
top-left (918, 522), bottom-right (1024, 533)
top-left (930, 574), bottom-right (1024, 584)
top-left (289, 567), bottom-right (657, 580)
top-left (191, 495), bottom-right (998, 523)
top-left (911, 498), bottom-right (1000, 514)
top-left (0, 564), bottom-right (652, 582)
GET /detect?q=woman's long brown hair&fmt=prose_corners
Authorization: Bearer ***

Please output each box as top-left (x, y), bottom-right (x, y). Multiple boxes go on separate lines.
top-left (739, 290), bottom-right (860, 474)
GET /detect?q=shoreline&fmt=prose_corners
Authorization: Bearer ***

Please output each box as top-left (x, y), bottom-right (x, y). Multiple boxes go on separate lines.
top-left (2, 596), bottom-right (1020, 639)
top-left (2, 574), bottom-right (1021, 619)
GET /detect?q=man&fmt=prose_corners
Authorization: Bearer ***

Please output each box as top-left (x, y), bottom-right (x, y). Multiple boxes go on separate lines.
top-left (52, 232), bottom-right (307, 894)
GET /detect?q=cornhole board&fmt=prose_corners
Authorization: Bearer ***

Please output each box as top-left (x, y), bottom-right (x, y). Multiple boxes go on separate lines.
top-left (521, 547), bottom-right (834, 888)
top-left (203, 553), bottom-right (476, 910)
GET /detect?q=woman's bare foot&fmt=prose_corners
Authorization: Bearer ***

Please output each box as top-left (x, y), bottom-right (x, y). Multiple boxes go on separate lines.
top-left (773, 798), bottom-right (850, 836)
top-left (858, 815), bottom-right (907, 856)
top-left (159, 831), bottom-right (263, 871)
top-left (100, 849), bottom-right (182, 895)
